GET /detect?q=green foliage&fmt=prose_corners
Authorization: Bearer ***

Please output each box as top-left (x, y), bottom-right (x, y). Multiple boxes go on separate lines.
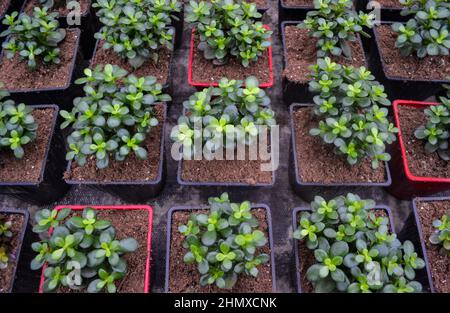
top-left (308, 58), bottom-right (398, 168)
top-left (294, 193), bottom-right (426, 293)
top-left (0, 89), bottom-right (37, 159)
top-left (31, 207), bottom-right (139, 293)
top-left (38, 0), bottom-right (66, 9)
top-left (93, 0), bottom-right (181, 69)
top-left (178, 193), bottom-right (269, 289)
top-left (393, 0), bottom-right (450, 58)
top-left (0, 217), bottom-right (13, 270)
top-left (429, 210), bottom-right (450, 257)
top-left (299, 0), bottom-right (374, 58)
top-left (186, 0), bottom-right (272, 67)
top-left (414, 78), bottom-right (450, 160)
top-left (170, 76), bottom-right (275, 155)
top-left (60, 64), bottom-right (171, 169)
top-left (0, 7), bottom-right (66, 69)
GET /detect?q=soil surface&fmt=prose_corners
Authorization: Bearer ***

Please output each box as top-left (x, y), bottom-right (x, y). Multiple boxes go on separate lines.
top-left (0, 29), bottom-right (79, 91)
top-left (376, 0), bottom-right (403, 8)
top-left (0, 108), bottom-right (55, 183)
top-left (65, 104), bottom-right (165, 182)
top-left (282, 0), bottom-right (313, 7)
top-left (91, 41), bottom-right (172, 85)
top-left (375, 25), bottom-right (450, 81)
top-left (191, 34), bottom-right (271, 85)
top-left (0, 212), bottom-right (25, 293)
top-left (415, 200), bottom-right (450, 293)
top-left (24, 0), bottom-right (91, 16)
top-left (249, 0), bottom-right (268, 7)
top-left (168, 208), bottom-right (273, 293)
top-left (292, 106), bottom-right (387, 184)
top-left (397, 105), bottom-right (450, 178)
top-left (0, 0), bottom-right (10, 18)
top-left (283, 26), bottom-right (366, 83)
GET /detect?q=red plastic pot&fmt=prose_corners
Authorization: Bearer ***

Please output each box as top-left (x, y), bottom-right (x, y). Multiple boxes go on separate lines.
top-left (38, 205), bottom-right (153, 293)
top-left (188, 25), bottom-right (274, 88)
top-left (387, 100), bottom-right (450, 199)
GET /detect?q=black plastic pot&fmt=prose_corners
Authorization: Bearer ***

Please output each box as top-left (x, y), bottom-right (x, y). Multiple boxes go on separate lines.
top-left (164, 204), bottom-right (277, 293)
top-left (0, 208), bottom-right (29, 293)
top-left (64, 104), bottom-right (167, 203)
top-left (355, 0), bottom-right (408, 23)
top-left (370, 22), bottom-right (448, 101)
top-left (278, 0), bottom-right (312, 24)
top-left (289, 104), bottom-right (392, 202)
top-left (1, 29), bottom-right (83, 110)
top-left (397, 197), bottom-right (445, 293)
top-left (172, 4), bottom-right (184, 50)
top-left (0, 105), bottom-right (70, 205)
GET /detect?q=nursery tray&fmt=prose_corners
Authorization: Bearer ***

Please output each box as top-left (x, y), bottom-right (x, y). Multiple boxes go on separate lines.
top-left (38, 205), bottom-right (153, 293)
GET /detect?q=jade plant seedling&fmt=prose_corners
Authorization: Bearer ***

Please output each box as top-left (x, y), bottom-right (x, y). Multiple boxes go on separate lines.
top-left (93, 0), bottom-right (181, 69)
top-left (186, 0), bottom-right (272, 67)
top-left (31, 207), bottom-right (139, 293)
top-left (308, 58), bottom-right (398, 169)
top-left (294, 193), bottom-right (426, 293)
top-left (0, 7), bottom-right (66, 69)
top-left (393, 0), bottom-right (450, 58)
top-left (429, 210), bottom-right (450, 257)
top-left (59, 64), bottom-right (171, 169)
top-left (0, 218), bottom-right (13, 269)
top-left (299, 0), bottom-right (375, 58)
top-left (170, 76), bottom-right (275, 155)
top-left (178, 193), bottom-right (269, 289)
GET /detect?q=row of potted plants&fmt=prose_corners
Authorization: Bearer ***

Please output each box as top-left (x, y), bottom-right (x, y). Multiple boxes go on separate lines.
top-left (1, 192), bottom-right (448, 293)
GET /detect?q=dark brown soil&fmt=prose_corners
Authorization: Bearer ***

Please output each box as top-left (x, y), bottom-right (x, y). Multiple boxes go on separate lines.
top-left (0, 0), bottom-right (10, 18)
top-left (65, 104), bottom-right (165, 182)
top-left (0, 29), bottom-right (79, 91)
top-left (248, 0), bottom-right (267, 7)
top-left (375, 25), bottom-right (450, 81)
top-left (282, 0), bottom-right (313, 7)
top-left (168, 208), bottom-right (273, 293)
top-left (292, 107), bottom-right (387, 184)
top-left (0, 108), bottom-right (55, 183)
top-left (24, 0), bottom-right (91, 16)
top-left (91, 40), bottom-right (172, 85)
top-left (397, 105), bottom-right (450, 178)
top-left (191, 34), bottom-right (271, 85)
top-left (415, 200), bottom-right (450, 293)
top-left (0, 212), bottom-right (25, 293)
top-left (377, 0), bottom-right (403, 8)
top-left (283, 26), bottom-right (367, 83)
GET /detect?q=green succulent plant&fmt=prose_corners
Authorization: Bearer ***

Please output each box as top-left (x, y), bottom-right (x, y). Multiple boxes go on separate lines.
top-left (31, 207), bottom-right (139, 293)
top-left (429, 210), bottom-right (450, 257)
top-left (186, 0), bottom-right (272, 67)
top-left (0, 217), bottom-right (14, 270)
top-left (308, 58), bottom-right (398, 169)
top-left (178, 193), bottom-right (269, 289)
top-left (0, 7), bottom-right (66, 69)
top-left (299, 0), bottom-right (375, 58)
top-left (294, 193), bottom-right (426, 293)
top-left (392, 0), bottom-right (450, 58)
top-left (93, 0), bottom-right (181, 69)
top-left (60, 64), bottom-right (171, 169)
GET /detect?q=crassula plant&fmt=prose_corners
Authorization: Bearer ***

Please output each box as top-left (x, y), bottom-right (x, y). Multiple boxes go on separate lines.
top-left (393, 0), bottom-right (450, 58)
top-left (178, 193), bottom-right (269, 289)
top-left (430, 210), bottom-right (450, 257)
top-left (170, 76), bottom-right (275, 156)
top-left (60, 64), bottom-right (171, 169)
top-left (93, 0), bottom-right (181, 68)
top-left (294, 193), bottom-right (426, 293)
top-left (308, 58), bottom-right (398, 169)
top-left (186, 0), bottom-right (272, 67)
top-left (31, 207), bottom-right (139, 293)
top-left (0, 7), bottom-right (66, 69)
top-left (0, 219), bottom-right (13, 269)
top-left (299, 0), bottom-right (375, 58)
top-left (0, 88), bottom-right (37, 159)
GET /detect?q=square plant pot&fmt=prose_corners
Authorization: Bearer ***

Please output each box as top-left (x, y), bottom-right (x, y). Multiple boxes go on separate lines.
top-left (289, 104), bottom-right (392, 202)
top-left (398, 197), bottom-right (448, 293)
top-left (0, 28), bottom-right (83, 110)
top-left (64, 103), bottom-right (167, 203)
top-left (278, 0), bottom-right (313, 23)
top-left (387, 100), bottom-right (450, 200)
top-left (355, 0), bottom-right (408, 23)
top-left (370, 22), bottom-right (449, 101)
top-left (188, 25), bottom-right (274, 89)
top-left (164, 204), bottom-right (277, 292)
top-left (281, 21), bottom-right (368, 106)
top-left (0, 208), bottom-right (29, 293)
top-left (38, 205), bottom-right (154, 293)
top-left (0, 105), bottom-right (70, 205)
